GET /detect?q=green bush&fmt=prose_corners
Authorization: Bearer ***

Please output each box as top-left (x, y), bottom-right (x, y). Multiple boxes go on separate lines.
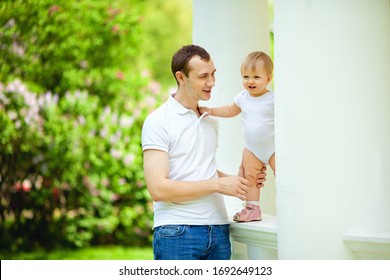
top-left (0, 79), bottom-right (163, 250)
top-left (0, 0), bottom-right (143, 105)
top-left (0, 0), bottom-right (166, 251)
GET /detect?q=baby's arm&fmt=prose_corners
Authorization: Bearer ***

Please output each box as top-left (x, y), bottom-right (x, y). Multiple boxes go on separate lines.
top-left (199, 103), bottom-right (241, 118)
top-left (198, 106), bottom-right (212, 115)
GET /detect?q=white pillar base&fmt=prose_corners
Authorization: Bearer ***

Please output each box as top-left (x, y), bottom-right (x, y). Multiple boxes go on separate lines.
top-left (230, 214), bottom-right (277, 260)
top-left (343, 229), bottom-right (390, 260)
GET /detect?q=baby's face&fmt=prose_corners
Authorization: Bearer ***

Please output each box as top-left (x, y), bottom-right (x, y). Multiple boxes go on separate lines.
top-left (241, 67), bottom-right (272, 97)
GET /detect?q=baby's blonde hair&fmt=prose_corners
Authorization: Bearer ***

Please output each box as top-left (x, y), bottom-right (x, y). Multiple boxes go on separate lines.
top-left (241, 51), bottom-right (273, 75)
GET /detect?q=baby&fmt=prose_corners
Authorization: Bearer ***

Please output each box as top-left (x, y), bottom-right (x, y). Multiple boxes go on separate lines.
top-left (199, 51), bottom-right (275, 222)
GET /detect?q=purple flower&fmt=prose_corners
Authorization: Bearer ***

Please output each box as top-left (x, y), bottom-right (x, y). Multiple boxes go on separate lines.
top-left (123, 154), bottom-right (135, 166)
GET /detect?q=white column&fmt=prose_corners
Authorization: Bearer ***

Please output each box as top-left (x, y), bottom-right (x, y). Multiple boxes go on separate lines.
top-left (193, 0), bottom-right (275, 216)
top-left (275, 0), bottom-right (390, 259)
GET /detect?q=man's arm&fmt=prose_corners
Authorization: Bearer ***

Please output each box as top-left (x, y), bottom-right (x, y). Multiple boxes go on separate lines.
top-left (143, 149), bottom-right (254, 203)
top-left (219, 166), bottom-right (267, 188)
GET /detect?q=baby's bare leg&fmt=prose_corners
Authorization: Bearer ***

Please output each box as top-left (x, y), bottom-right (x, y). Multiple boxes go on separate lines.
top-left (233, 148), bottom-right (264, 222)
top-left (242, 148), bottom-right (265, 203)
top-left (269, 153), bottom-right (276, 175)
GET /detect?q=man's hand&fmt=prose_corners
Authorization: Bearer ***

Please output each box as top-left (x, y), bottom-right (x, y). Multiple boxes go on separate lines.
top-left (238, 164), bottom-right (267, 188)
top-left (216, 176), bottom-right (252, 201)
top-left (256, 166), bottom-right (267, 188)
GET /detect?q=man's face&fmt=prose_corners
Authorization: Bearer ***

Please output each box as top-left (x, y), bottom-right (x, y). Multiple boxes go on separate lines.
top-left (184, 55), bottom-right (216, 101)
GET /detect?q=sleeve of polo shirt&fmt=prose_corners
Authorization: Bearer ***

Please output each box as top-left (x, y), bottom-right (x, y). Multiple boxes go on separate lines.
top-left (141, 114), bottom-right (169, 152)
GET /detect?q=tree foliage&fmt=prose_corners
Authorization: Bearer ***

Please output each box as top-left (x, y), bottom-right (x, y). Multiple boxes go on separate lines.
top-left (139, 0), bottom-right (192, 85)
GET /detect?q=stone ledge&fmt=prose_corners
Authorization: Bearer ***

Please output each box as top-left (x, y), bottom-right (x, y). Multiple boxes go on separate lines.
top-left (343, 229), bottom-right (390, 260)
top-left (230, 214), bottom-right (277, 259)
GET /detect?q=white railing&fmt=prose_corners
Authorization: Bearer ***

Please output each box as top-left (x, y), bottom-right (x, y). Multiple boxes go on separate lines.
top-left (343, 229), bottom-right (390, 260)
top-left (230, 214), bottom-right (277, 260)
top-left (230, 217), bottom-right (390, 260)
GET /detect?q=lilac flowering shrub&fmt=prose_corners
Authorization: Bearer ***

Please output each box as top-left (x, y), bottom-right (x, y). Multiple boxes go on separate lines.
top-left (0, 0), bottom-right (143, 105)
top-left (0, 0), bottom-right (163, 251)
top-left (0, 78), bottom-right (162, 251)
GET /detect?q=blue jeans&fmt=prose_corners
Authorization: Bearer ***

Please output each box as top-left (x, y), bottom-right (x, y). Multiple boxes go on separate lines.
top-left (153, 224), bottom-right (231, 260)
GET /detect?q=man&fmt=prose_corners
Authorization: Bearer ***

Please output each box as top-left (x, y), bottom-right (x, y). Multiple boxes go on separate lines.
top-left (142, 45), bottom-right (267, 260)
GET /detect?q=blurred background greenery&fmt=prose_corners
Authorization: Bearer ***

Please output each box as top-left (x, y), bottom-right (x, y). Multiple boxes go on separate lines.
top-left (0, 0), bottom-right (191, 259)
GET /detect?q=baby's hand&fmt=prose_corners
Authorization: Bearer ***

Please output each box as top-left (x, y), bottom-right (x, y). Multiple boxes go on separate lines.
top-left (198, 106), bottom-right (211, 115)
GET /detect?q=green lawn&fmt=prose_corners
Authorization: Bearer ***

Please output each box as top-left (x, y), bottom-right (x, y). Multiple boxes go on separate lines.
top-left (0, 246), bottom-right (153, 260)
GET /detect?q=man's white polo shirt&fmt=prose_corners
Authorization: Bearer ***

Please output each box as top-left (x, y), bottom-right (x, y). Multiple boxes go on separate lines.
top-left (142, 95), bottom-right (228, 228)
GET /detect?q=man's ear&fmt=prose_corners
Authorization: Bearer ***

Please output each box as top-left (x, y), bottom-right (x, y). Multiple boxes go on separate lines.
top-left (175, 71), bottom-right (185, 84)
